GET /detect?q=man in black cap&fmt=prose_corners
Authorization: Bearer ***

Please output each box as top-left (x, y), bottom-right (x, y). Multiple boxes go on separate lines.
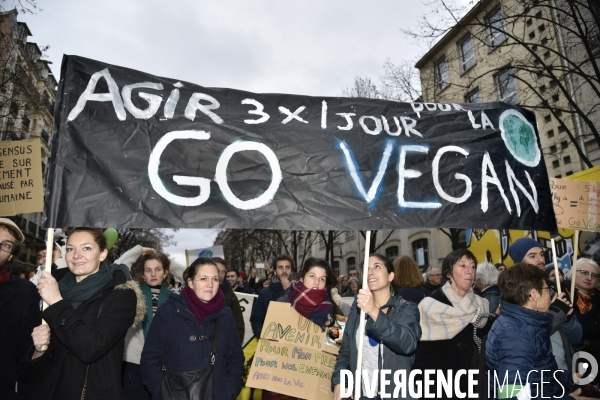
top-left (0, 218), bottom-right (41, 399)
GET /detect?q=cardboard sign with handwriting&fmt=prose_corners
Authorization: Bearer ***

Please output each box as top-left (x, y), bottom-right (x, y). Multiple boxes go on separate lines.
top-left (246, 302), bottom-right (339, 399)
top-left (550, 178), bottom-right (600, 231)
top-left (0, 139), bottom-right (43, 216)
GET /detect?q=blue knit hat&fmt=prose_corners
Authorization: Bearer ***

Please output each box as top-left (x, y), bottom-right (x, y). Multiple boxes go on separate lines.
top-left (508, 238), bottom-right (543, 263)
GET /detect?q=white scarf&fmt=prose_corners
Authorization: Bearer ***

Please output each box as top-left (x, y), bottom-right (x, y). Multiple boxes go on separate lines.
top-left (419, 282), bottom-right (489, 341)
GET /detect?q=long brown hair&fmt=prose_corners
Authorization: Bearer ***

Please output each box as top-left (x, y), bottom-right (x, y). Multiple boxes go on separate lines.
top-left (393, 256), bottom-right (424, 288)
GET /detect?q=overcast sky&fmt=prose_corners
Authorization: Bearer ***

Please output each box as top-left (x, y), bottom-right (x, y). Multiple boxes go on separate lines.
top-left (18, 0), bottom-right (429, 265)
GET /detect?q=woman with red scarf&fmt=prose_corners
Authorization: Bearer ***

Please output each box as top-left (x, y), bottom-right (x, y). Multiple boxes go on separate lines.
top-left (140, 257), bottom-right (244, 400)
top-left (261, 257), bottom-right (343, 400)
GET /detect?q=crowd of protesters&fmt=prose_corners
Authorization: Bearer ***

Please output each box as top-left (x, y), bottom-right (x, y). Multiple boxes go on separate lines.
top-left (2, 221), bottom-right (600, 399)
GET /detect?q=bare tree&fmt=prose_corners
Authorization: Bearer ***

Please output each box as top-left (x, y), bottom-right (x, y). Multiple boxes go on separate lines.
top-left (403, 0), bottom-right (600, 167)
top-left (110, 228), bottom-right (177, 259)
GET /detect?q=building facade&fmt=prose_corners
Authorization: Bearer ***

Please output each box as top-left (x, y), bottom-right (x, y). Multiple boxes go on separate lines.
top-left (0, 9), bottom-right (57, 271)
top-left (414, 0), bottom-right (600, 177)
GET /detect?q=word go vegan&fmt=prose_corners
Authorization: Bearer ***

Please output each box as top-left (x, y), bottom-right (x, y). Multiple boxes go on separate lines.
top-left (67, 69), bottom-right (535, 213)
top-left (339, 369), bottom-right (572, 399)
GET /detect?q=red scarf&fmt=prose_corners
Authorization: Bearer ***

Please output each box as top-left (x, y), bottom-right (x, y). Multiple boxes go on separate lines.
top-left (0, 263), bottom-right (11, 283)
top-left (181, 285), bottom-right (225, 323)
top-left (288, 281), bottom-right (332, 330)
top-left (576, 289), bottom-right (594, 314)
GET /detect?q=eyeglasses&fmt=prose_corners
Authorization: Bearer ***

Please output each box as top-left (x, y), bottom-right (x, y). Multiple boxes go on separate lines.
top-left (535, 286), bottom-right (555, 298)
top-left (0, 242), bottom-right (14, 253)
top-left (431, 273), bottom-right (442, 277)
top-left (578, 270), bottom-right (600, 280)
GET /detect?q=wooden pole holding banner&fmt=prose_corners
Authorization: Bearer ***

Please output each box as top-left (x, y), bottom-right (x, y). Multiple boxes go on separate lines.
top-left (40, 228), bottom-right (53, 351)
top-left (354, 230), bottom-right (371, 400)
top-left (570, 230), bottom-right (579, 303)
top-left (551, 237), bottom-right (562, 294)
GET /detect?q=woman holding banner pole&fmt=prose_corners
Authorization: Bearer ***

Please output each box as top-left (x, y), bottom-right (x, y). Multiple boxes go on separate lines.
top-left (332, 254), bottom-right (421, 400)
top-left (20, 227), bottom-right (144, 400)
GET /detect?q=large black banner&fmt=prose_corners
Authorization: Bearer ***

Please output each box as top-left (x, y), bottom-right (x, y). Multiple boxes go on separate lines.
top-left (43, 55), bottom-right (557, 231)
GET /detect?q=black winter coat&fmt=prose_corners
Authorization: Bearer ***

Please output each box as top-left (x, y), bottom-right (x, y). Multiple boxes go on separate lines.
top-left (412, 288), bottom-right (492, 399)
top-left (20, 268), bottom-right (141, 400)
top-left (0, 275), bottom-right (41, 400)
top-left (140, 293), bottom-right (245, 400)
top-left (250, 280), bottom-right (285, 337)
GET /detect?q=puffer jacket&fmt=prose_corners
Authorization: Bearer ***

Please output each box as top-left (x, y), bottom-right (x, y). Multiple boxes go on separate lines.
top-left (486, 302), bottom-right (574, 400)
top-left (140, 292), bottom-right (245, 400)
top-left (331, 295), bottom-right (421, 399)
top-left (20, 267), bottom-right (145, 400)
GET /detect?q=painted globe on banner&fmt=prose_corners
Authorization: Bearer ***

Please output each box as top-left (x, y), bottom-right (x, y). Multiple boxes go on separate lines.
top-left (198, 249), bottom-right (214, 258)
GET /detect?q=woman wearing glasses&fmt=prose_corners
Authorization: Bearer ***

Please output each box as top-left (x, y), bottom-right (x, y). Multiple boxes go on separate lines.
top-left (487, 263), bottom-right (591, 399)
top-left (140, 257), bottom-right (244, 400)
top-left (567, 258), bottom-right (600, 369)
top-left (342, 277), bottom-right (360, 297)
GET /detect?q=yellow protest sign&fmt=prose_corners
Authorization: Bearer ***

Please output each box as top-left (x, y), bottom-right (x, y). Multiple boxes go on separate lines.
top-left (0, 139), bottom-right (43, 216)
top-left (550, 178), bottom-right (600, 231)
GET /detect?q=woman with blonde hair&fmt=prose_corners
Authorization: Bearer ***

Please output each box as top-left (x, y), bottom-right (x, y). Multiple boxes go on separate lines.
top-left (566, 258), bottom-right (600, 368)
top-left (393, 255), bottom-right (425, 304)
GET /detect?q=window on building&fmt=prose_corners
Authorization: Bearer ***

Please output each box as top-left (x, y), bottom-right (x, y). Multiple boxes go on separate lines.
top-left (552, 160), bottom-right (560, 169)
top-left (465, 88), bottom-right (482, 103)
top-left (564, 156), bottom-right (571, 165)
top-left (529, 31), bottom-right (536, 40)
top-left (550, 145), bottom-right (557, 154)
top-left (556, 174), bottom-right (562, 178)
top-left (538, 24), bottom-right (546, 33)
top-left (536, 10), bottom-right (543, 19)
top-left (561, 140), bottom-right (568, 149)
top-left (552, 94), bottom-right (559, 102)
top-left (532, 45), bottom-right (538, 52)
top-left (549, 79), bottom-right (558, 89)
top-left (435, 56), bottom-right (450, 91)
top-left (333, 261), bottom-right (340, 276)
top-left (543, 51), bottom-right (551, 60)
top-left (555, 110), bottom-right (562, 117)
top-left (527, 18), bottom-right (533, 26)
top-left (385, 246), bottom-right (399, 260)
top-left (544, 115), bottom-right (552, 123)
top-left (541, 37), bottom-right (549, 46)
top-left (346, 230), bottom-right (355, 238)
top-left (558, 125), bottom-right (566, 133)
top-left (496, 69), bottom-right (518, 104)
top-left (487, 8), bottom-right (507, 47)
top-left (22, 115), bottom-right (30, 131)
top-left (547, 129), bottom-right (554, 138)
top-left (412, 239), bottom-right (429, 267)
top-left (347, 257), bottom-right (356, 270)
top-left (566, 171), bottom-right (573, 176)
top-left (459, 34), bottom-right (476, 71)
top-left (539, 85), bottom-right (547, 93)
